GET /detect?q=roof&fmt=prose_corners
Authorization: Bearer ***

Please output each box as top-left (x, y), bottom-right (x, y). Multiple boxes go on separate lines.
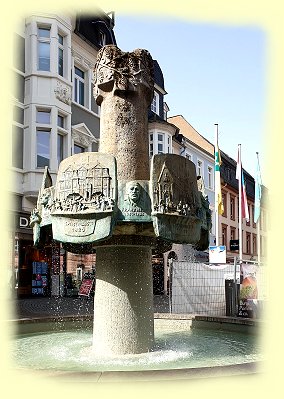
top-left (153, 60), bottom-right (165, 90)
top-left (74, 13), bottom-right (117, 49)
top-left (168, 115), bottom-right (214, 156)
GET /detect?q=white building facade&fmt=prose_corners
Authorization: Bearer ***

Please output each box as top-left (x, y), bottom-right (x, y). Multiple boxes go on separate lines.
top-left (10, 11), bottom-right (116, 297)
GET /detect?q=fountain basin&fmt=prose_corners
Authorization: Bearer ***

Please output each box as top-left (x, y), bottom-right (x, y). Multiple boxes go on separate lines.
top-left (10, 314), bottom-right (264, 382)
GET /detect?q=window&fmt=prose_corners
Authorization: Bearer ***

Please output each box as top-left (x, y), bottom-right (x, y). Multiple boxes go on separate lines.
top-left (37, 129), bottom-right (50, 167)
top-left (167, 135), bottom-right (171, 153)
top-left (197, 160), bottom-right (203, 177)
top-left (57, 134), bottom-right (64, 166)
top-left (157, 133), bottom-right (163, 154)
top-left (151, 91), bottom-right (159, 114)
top-left (230, 194), bottom-right (236, 220)
top-left (149, 131), bottom-right (172, 156)
top-left (37, 110), bottom-right (51, 124)
top-left (230, 227), bottom-right (236, 241)
top-left (74, 144), bottom-right (85, 154)
top-left (221, 224), bottom-right (227, 247)
top-left (208, 166), bottom-right (213, 189)
top-left (74, 67), bottom-right (85, 106)
top-left (222, 191), bottom-right (227, 217)
top-left (149, 133), bottom-right (153, 156)
top-left (58, 34), bottom-right (64, 76)
top-left (252, 234), bottom-right (257, 255)
top-left (57, 114), bottom-right (65, 128)
top-left (38, 27), bottom-right (50, 71)
top-left (252, 205), bottom-right (256, 228)
top-left (98, 31), bottom-right (106, 46)
top-left (57, 112), bottom-right (66, 166)
top-left (246, 233), bottom-right (251, 254)
top-left (246, 204), bottom-right (251, 226)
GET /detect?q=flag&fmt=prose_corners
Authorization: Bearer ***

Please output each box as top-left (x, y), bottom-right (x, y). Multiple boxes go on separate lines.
top-left (254, 153), bottom-right (262, 223)
top-left (241, 170), bottom-right (250, 222)
top-left (236, 146), bottom-right (250, 222)
top-left (215, 145), bottom-right (224, 215)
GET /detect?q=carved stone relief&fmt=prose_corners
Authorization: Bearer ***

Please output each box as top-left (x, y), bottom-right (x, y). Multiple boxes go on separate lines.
top-left (117, 180), bottom-right (152, 222)
top-left (54, 81), bottom-right (72, 105)
top-left (93, 45), bottom-right (154, 105)
top-left (72, 128), bottom-right (96, 149)
top-left (151, 154), bottom-right (202, 244)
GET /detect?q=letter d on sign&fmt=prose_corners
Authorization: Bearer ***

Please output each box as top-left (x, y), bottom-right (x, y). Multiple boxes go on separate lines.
top-left (19, 217), bottom-right (29, 228)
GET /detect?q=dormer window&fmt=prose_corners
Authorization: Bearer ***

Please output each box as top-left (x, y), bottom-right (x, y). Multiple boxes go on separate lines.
top-left (151, 91), bottom-right (159, 115)
top-left (98, 30), bottom-right (106, 47)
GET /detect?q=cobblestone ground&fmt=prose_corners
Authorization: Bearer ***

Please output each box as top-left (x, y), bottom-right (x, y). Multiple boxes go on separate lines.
top-left (10, 295), bottom-right (170, 319)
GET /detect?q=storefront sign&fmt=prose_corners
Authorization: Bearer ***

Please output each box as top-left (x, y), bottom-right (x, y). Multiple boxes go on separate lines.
top-left (15, 213), bottom-right (32, 230)
top-left (230, 239), bottom-right (239, 251)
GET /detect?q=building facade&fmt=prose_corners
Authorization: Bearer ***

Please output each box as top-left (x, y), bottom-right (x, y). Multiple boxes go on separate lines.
top-left (219, 151), bottom-right (268, 263)
top-left (10, 11), bottom-right (267, 299)
top-left (10, 11), bottom-right (116, 297)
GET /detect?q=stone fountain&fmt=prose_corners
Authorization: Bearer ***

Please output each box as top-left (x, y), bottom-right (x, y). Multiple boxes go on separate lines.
top-left (30, 45), bottom-right (211, 357)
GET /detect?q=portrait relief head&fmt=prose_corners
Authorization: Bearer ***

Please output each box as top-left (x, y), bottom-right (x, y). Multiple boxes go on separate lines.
top-left (125, 181), bottom-right (142, 204)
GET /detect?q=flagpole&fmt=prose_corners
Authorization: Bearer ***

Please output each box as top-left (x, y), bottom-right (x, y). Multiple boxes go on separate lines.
top-left (214, 123), bottom-right (219, 246)
top-left (257, 213), bottom-right (261, 264)
top-left (238, 144), bottom-right (243, 262)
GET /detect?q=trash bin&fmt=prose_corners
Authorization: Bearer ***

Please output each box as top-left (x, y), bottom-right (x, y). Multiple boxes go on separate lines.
top-left (225, 279), bottom-right (239, 317)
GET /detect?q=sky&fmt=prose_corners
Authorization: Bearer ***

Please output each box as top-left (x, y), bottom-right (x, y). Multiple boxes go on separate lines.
top-left (113, 14), bottom-right (266, 182)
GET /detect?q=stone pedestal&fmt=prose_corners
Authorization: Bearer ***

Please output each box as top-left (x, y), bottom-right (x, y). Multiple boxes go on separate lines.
top-left (92, 246), bottom-right (154, 355)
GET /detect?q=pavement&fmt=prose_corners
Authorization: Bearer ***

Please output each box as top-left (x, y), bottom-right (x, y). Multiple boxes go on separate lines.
top-left (10, 294), bottom-right (170, 319)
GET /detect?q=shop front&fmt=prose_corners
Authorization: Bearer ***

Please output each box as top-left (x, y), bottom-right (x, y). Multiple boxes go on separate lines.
top-left (13, 212), bottom-right (96, 298)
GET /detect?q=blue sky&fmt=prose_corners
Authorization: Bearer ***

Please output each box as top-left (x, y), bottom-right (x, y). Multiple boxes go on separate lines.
top-left (114, 15), bottom-right (266, 182)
